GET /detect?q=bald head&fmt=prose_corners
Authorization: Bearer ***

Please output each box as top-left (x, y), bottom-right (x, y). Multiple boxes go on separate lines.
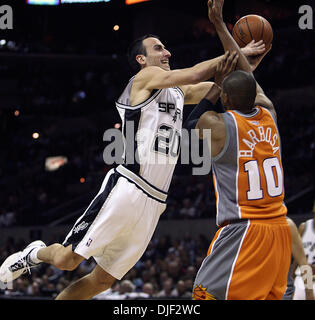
top-left (222, 70), bottom-right (257, 112)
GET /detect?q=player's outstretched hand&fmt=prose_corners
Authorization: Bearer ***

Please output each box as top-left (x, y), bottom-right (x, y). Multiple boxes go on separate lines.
top-left (208, 0), bottom-right (224, 24)
top-left (242, 40), bottom-right (266, 57)
top-left (215, 50), bottom-right (239, 87)
top-left (247, 44), bottom-right (272, 72)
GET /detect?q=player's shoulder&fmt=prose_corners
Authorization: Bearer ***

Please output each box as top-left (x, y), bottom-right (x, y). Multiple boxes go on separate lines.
top-left (200, 111), bottom-right (223, 124)
top-left (197, 111), bottom-right (225, 139)
top-left (136, 66), bottom-right (165, 78)
top-left (258, 105), bottom-right (277, 123)
top-left (133, 66), bottom-right (166, 87)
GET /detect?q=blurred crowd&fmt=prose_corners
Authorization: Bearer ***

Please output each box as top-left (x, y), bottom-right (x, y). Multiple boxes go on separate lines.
top-left (0, 232), bottom-right (209, 299)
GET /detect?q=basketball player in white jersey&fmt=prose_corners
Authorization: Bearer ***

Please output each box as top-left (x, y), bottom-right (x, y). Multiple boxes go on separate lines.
top-left (282, 217), bottom-right (314, 300)
top-left (0, 23), bottom-right (265, 298)
top-left (293, 207), bottom-right (315, 299)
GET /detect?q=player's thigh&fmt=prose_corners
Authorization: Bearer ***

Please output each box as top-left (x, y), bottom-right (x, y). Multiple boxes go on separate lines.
top-left (95, 197), bottom-right (165, 280)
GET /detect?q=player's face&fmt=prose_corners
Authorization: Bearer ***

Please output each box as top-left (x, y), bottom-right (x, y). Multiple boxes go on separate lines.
top-left (141, 37), bottom-right (171, 71)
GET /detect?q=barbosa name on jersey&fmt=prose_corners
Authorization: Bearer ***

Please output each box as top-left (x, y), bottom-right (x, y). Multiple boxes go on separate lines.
top-left (102, 121), bottom-right (212, 176)
top-left (239, 126), bottom-right (280, 158)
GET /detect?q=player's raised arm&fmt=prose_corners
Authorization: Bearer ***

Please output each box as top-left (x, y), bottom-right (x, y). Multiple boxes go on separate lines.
top-left (207, 0), bottom-right (252, 73)
top-left (208, 0), bottom-right (276, 119)
top-left (255, 81), bottom-right (276, 120)
top-left (137, 56), bottom-right (223, 91)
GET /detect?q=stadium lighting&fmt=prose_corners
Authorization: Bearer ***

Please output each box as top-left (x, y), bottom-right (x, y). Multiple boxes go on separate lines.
top-left (32, 132), bottom-right (40, 139)
top-left (61, 0), bottom-right (111, 3)
top-left (125, 0), bottom-right (149, 5)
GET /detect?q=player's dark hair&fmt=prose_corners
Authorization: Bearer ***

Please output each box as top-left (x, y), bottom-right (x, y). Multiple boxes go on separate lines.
top-left (223, 70), bottom-right (257, 112)
top-left (127, 34), bottom-right (160, 72)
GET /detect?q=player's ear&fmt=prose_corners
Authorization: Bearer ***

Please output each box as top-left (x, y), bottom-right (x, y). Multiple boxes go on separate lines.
top-left (136, 54), bottom-right (146, 67)
top-left (220, 91), bottom-right (229, 107)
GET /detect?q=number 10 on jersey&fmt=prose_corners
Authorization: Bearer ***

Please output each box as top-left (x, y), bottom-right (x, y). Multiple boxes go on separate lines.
top-left (244, 157), bottom-right (283, 200)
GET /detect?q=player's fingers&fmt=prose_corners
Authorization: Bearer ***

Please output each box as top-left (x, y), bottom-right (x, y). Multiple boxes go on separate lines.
top-left (221, 51), bottom-right (229, 67)
top-left (229, 53), bottom-right (239, 71)
top-left (255, 46), bottom-right (266, 54)
top-left (225, 52), bottom-right (238, 73)
top-left (256, 41), bottom-right (266, 48)
top-left (227, 51), bottom-right (237, 64)
top-left (217, 58), bottom-right (224, 72)
top-left (254, 40), bottom-right (264, 46)
top-left (216, 60), bottom-right (221, 72)
top-left (223, 50), bottom-right (229, 61)
top-left (224, 51), bottom-right (237, 72)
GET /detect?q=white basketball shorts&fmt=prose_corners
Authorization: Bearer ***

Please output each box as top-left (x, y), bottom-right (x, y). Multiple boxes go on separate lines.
top-left (63, 165), bottom-right (167, 280)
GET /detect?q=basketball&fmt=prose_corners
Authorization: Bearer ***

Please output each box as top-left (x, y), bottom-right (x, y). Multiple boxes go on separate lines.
top-left (232, 15), bottom-right (273, 49)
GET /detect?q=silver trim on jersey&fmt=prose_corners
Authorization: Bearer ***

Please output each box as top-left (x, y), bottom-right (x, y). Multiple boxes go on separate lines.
top-left (116, 165), bottom-right (167, 202)
top-left (115, 89), bottom-right (162, 110)
top-left (232, 107), bottom-right (259, 118)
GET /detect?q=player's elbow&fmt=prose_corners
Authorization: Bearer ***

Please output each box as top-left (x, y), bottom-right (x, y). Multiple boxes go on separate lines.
top-left (190, 71), bottom-right (205, 84)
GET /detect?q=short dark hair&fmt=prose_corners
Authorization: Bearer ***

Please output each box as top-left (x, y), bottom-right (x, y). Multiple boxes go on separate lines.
top-left (127, 34), bottom-right (160, 72)
top-left (222, 70), bottom-right (257, 111)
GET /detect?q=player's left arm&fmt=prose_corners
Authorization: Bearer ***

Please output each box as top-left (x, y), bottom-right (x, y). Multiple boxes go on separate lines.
top-left (255, 82), bottom-right (277, 120)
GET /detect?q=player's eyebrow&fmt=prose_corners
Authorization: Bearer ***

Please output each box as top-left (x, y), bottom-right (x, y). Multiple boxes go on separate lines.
top-left (153, 44), bottom-right (165, 50)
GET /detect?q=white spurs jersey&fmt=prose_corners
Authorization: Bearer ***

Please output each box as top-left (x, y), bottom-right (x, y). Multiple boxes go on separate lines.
top-left (301, 219), bottom-right (315, 266)
top-left (115, 76), bottom-right (184, 192)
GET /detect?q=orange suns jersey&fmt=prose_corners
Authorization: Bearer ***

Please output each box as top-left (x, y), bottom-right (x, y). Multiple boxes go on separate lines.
top-left (212, 106), bottom-right (287, 226)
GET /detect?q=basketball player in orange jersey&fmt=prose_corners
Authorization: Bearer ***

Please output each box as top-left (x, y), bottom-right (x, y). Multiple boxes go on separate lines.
top-left (189, 0), bottom-right (292, 300)
top-left (0, 26), bottom-right (265, 299)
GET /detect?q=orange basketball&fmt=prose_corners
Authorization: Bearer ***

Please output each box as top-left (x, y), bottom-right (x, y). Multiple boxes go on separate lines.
top-left (232, 15), bottom-right (273, 49)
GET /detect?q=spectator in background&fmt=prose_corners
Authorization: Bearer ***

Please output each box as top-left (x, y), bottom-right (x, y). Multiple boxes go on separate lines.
top-left (171, 280), bottom-right (192, 298)
top-left (157, 278), bottom-right (174, 298)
